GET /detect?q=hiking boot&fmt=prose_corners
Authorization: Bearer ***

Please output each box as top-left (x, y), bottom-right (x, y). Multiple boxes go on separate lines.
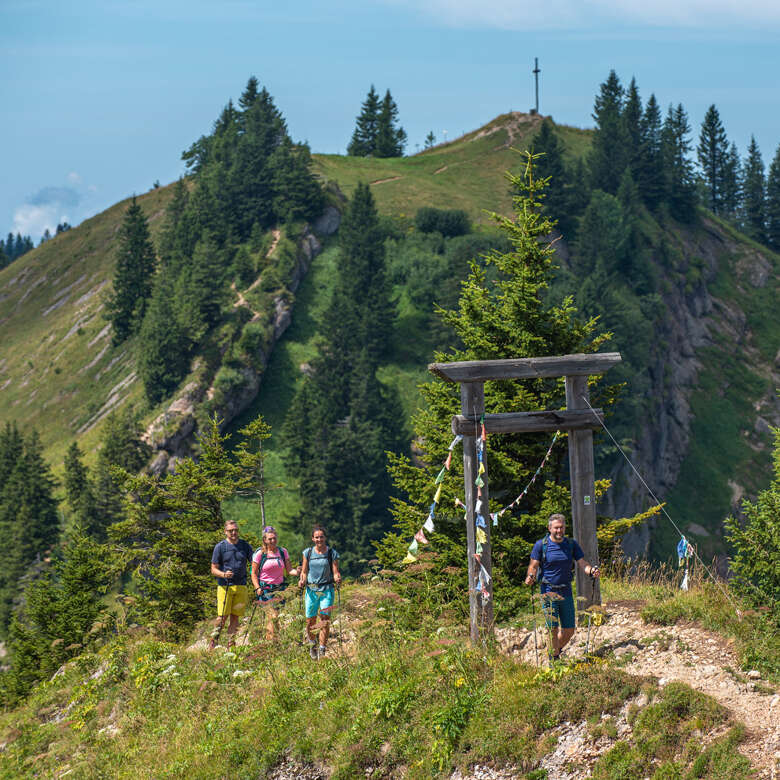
top-left (318, 645), bottom-right (327, 659)
top-left (308, 641), bottom-right (318, 660)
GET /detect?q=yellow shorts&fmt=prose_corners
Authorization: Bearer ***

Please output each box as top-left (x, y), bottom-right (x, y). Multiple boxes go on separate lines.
top-left (217, 585), bottom-right (248, 617)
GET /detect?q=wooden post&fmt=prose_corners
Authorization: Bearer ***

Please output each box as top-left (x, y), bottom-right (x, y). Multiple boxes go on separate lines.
top-left (565, 375), bottom-right (601, 610)
top-left (460, 382), bottom-right (493, 641)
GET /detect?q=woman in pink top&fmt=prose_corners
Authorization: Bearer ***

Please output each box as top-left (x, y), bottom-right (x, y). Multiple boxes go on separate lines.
top-left (251, 526), bottom-right (296, 641)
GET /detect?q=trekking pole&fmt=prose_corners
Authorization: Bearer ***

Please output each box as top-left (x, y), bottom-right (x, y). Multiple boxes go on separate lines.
top-left (243, 587), bottom-right (261, 647)
top-left (531, 586), bottom-right (539, 669)
top-left (337, 584), bottom-right (343, 657)
top-left (212, 571), bottom-right (232, 649)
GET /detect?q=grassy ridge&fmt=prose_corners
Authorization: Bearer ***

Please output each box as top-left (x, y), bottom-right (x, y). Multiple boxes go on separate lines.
top-left (0, 185), bottom-right (176, 468)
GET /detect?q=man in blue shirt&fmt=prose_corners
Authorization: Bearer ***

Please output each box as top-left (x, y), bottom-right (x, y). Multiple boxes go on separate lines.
top-left (524, 513), bottom-right (600, 660)
top-left (210, 520), bottom-right (253, 649)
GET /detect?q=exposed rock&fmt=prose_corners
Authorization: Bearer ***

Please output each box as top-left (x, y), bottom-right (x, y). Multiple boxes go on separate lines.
top-left (313, 205), bottom-right (341, 236)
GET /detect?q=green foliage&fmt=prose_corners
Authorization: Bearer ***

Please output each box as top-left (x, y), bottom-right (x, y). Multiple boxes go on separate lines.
top-left (111, 415), bottom-right (272, 635)
top-left (348, 86), bottom-right (405, 158)
top-left (378, 154), bottom-right (613, 614)
top-left (661, 104), bottom-right (697, 223)
top-left (282, 185), bottom-right (404, 570)
top-left (0, 424), bottom-right (60, 636)
top-left (104, 196), bottom-right (157, 345)
top-left (741, 136), bottom-right (767, 243)
top-left (697, 105), bottom-right (731, 216)
top-left (724, 426), bottom-right (780, 610)
top-left (767, 143), bottom-right (780, 251)
top-left (0, 532), bottom-right (114, 704)
top-left (414, 207), bottom-right (470, 237)
top-left (589, 70), bottom-right (629, 196)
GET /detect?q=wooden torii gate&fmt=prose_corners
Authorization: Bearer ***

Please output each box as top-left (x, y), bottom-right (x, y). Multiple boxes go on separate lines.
top-left (428, 352), bottom-right (622, 642)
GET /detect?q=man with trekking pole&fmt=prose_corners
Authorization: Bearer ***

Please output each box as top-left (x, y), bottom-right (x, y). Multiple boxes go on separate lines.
top-left (298, 524), bottom-right (341, 660)
top-left (524, 513), bottom-right (600, 661)
top-left (210, 520), bottom-right (253, 650)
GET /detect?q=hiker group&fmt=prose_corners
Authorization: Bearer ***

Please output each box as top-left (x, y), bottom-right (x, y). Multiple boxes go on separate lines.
top-left (210, 520), bottom-right (340, 657)
top-left (209, 512), bottom-right (599, 662)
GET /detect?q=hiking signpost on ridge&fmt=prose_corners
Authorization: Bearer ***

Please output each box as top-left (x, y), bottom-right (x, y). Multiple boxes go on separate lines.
top-left (429, 351), bottom-right (622, 642)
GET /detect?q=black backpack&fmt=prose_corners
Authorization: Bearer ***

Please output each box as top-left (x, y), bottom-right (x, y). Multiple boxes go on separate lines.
top-left (304, 546), bottom-right (335, 583)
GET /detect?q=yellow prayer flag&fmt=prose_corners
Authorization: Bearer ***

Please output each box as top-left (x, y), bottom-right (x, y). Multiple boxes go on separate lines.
top-left (476, 528), bottom-right (487, 544)
top-left (478, 462), bottom-right (485, 475)
top-left (433, 484), bottom-right (442, 504)
top-left (402, 552), bottom-right (417, 564)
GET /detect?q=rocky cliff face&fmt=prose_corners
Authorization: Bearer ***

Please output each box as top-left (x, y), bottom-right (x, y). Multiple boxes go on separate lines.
top-left (598, 219), bottom-right (779, 556)
top-left (143, 207), bottom-right (341, 474)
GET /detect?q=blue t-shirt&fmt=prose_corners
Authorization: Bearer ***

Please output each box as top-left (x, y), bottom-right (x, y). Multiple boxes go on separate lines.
top-left (212, 539), bottom-right (253, 587)
top-left (304, 546), bottom-right (339, 589)
top-left (530, 537), bottom-right (584, 594)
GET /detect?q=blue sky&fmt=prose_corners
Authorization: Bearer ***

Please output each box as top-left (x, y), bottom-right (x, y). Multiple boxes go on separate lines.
top-left (2, 0), bottom-right (779, 242)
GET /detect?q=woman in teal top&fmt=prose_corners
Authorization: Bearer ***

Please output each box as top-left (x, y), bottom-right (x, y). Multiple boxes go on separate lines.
top-left (298, 524), bottom-right (341, 660)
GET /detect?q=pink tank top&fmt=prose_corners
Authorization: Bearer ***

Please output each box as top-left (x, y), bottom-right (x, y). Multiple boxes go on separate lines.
top-left (253, 547), bottom-right (288, 585)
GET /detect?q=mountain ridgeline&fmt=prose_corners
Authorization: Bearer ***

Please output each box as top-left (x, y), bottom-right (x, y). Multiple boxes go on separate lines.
top-left (0, 73), bottom-right (777, 595)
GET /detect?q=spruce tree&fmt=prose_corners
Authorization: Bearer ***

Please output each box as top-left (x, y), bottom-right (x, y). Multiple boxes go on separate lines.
top-left (62, 442), bottom-right (97, 534)
top-left (347, 85), bottom-right (380, 156)
top-left (637, 94), bottom-right (664, 209)
top-left (742, 136), bottom-right (767, 243)
top-left (529, 119), bottom-right (571, 235)
top-left (661, 104), bottom-right (697, 222)
top-left (111, 416), bottom-right (270, 635)
top-left (105, 196), bottom-right (157, 345)
top-left (766, 143), bottom-right (780, 251)
top-left (623, 77), bottom-right (644, 183)
top-left (377, 155), bottom-right (617, 614)
top-left (697, 105), bottom-right (730, 215)
top-left (137, 271), bottom-right (190, 403)
top-left (589, 70), bottom-right (628, 194)
top-left (425, 131), bottom-right (436, 149)
top-left (722, 141), bottom-right (742, 222)
top-left (375, 89), bottom-right (406, 158)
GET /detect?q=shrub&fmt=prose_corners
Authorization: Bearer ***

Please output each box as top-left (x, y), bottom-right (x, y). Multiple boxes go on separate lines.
top-left (415, 207), bottom-right (470, 237)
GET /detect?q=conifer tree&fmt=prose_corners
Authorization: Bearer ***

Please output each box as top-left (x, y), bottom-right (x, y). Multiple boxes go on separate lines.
top-left (105, 196), bottom-right (157, 345)
top-left (112, 416), bottom-right (271, 634)
top-left (1, 532), bottom-right (113, 703)
top-left (623, 77), bottom-right (644, 183)
top-left (589, 70), bottom-right (628, 194)
top-left (661, 104), bottom-right (697, 222)
top-left (425, 131), bottom-right (436, 149)
top-left (697, 105), bottom-right (730, 215)
top-left (742, 136), bottom-right (767, 243)
top-left (529, 119), bottom-right (572, 235)
top-left (637, 94), bottom-right (664, 209)
top-left (722, 141), bottom-right (742, 222)
top-left (377, 155), bottom-right (613, 609)
top-left (766, 143), bottom-right (780, 251)
top-left (0, 430), bottom-right (60, 635)
top-left (137, 271), bottom-right (190, 403)
top-left (347, 85), bottom-right (380, 156)
top-left (374, 90), bottom-right (406, 158)
top-left (238, 75), bottom-right (260, 110)
top-left (0, 243), bottom-right (8, 270)
top-left (62, 442), bottom-right (97, 533)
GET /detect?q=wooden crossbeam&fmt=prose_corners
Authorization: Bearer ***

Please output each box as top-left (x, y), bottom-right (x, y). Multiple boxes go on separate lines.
top-left (451, 409), bottom-right (604, 436)
top-left (429, 353), bottom-right (622, 383)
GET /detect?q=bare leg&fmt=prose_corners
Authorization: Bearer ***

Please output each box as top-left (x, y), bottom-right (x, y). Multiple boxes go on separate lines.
top-left (554, 627), bottom-right (575, 654)
top-left (319, 613), bottom-right (331, 647)
top-left (265, 605), bottom-right (279, 640)
top-left (306, 616), bottom-right (318, 643)
top-left (226, 614), bottom-right (239, 646)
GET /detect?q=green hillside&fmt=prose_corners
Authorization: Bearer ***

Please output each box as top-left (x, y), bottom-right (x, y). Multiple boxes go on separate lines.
top-left (0, 111), bottom-right (777, 557)
top-left (0, 185), bottom-right (176, 469)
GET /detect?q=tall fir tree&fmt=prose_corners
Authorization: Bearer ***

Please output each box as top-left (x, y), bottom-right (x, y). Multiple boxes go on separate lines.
top-left (722, 141), bottom-right (742, 222)
top-left (589, 70), bottom-right (628, 194)
top-left (766, 143), bottom-right (780, 251)
top-left (742, 136), bottom-right (767, 243)
top-left (374, 89), bottom-right (406, 158)
top-left (529, 119), bottom-right (573, 235)
top-left (661, 103), bottom-right (697, 222)
top-left (347, 85), bottom-right (381, 157)
top-left (623, 77), bottom-right (644, 184)
top-left (377, 154), bottom-right (622, 614)
top-left (0, 430), bottom-right (60, 636)
top-left (697, 105), bottom-right (730, 215)
top-left (637, 94), bottom-right (664, 209)
top-left (105, 196), bottom-right (157, 345)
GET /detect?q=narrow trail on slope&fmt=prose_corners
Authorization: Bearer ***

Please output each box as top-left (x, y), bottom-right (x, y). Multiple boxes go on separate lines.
top-left (232, 228), bottom-right (282, 315)
top-left (496, 600), bottom-right (779, 778)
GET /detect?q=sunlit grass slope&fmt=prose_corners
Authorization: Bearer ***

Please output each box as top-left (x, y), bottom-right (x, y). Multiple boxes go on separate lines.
top-left (0, 185), bottom-right (176, 468)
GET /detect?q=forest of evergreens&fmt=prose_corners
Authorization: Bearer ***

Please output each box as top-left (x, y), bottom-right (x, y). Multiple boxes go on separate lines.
top-left (0, 70), bottom-right (778, 707)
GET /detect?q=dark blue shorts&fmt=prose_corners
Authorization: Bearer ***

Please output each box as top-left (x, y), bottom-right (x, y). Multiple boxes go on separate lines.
top-left (541, 591), bottom-right (575, 629)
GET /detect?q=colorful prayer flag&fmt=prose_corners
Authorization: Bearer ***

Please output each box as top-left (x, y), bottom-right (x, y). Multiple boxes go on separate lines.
top-left (444, 452), bottom-right (452, 470)
top-left (475, 475), bottom-right (484, 487)
top-left (423, 516), bottom-right (435, 533)
top-left (435, 467), bottom-right (447, 484)
top-left (491, 513), bottom-right (498, 526)
top-left (402, 552), bottom-right (417, 564)
top-left (408, 539), bottom-right (419, 555)
top-left (476, 528), bottom-right (487, 544)
top-left (476, 514), bottom-right (487, 528)
top-left (476, 541), bottom-right (483, 554)
top-left (415, 529), bottom-right (429, 545)
top-left (433, 484), bottom-right (442, 504)
top-left (448, 435), bottom-right (462, 450)
top-left (478, 462), bottom-right (485, 475)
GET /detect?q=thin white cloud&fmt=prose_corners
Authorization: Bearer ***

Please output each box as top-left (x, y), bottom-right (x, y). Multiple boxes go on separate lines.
top-left (67, 171), bottom-right (82, 184)
top-left (12, 204), bottom-right (68, 240)
top-left (382, 0), bottom-right (780, 29)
